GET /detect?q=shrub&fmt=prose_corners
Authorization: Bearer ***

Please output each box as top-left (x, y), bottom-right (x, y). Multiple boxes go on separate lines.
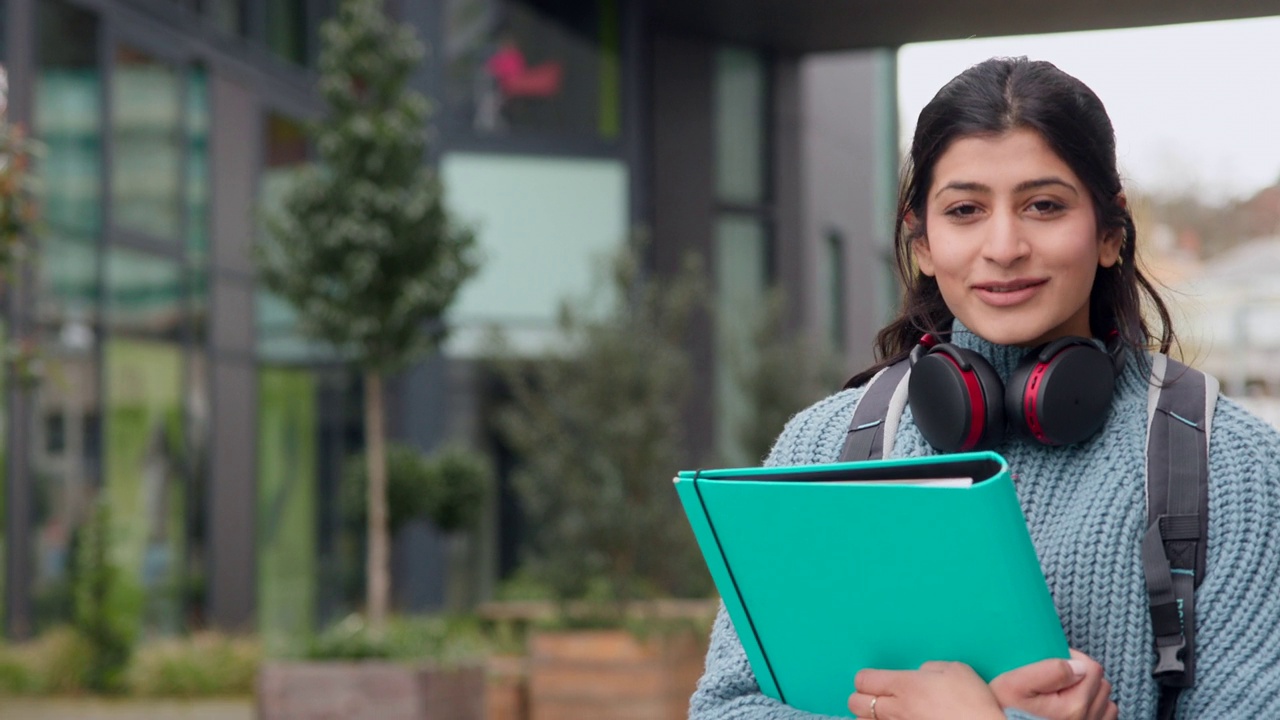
top-left (303, 614), bottom-right (488, 667)
top-left (126, 633), bottom-right (261, 697)
top-left (343, 443), bottom-right (493, 535)
top-left (73, 499), bottom-right (141, 694)
top-left (0, 627), bottom-right (93, 695)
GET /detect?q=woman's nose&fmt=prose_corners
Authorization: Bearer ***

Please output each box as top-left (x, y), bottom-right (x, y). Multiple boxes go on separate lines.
top-left (981, 210), bottom-right (1029, 267)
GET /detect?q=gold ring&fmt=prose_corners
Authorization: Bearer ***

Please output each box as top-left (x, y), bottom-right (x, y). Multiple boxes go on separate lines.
top-left (870, 695), bottom-right (878, 719)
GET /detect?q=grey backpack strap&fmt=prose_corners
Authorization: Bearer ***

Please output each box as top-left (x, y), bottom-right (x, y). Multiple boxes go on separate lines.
top-left (1143, 355), bottom-right (1218, 720)
top-left (839, 360), bottom-right (910, 462)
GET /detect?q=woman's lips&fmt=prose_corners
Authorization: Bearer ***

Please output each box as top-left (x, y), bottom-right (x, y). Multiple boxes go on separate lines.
top-left (973, 278), bottom-right (1048, 307)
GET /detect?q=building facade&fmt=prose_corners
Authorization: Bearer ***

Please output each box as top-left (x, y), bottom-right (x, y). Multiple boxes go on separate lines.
top-left (6, 0), bottom-right (1275, 640)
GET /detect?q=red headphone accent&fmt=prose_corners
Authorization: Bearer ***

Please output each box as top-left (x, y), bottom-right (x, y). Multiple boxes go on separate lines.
top-left (1022, 360), bottom-right (1052, 443)
top-left (949, 354), bottom-right (987, 451)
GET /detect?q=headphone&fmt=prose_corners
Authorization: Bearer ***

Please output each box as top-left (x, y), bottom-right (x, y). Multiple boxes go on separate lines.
top-left (907, 332), bottom-right (1125, 452)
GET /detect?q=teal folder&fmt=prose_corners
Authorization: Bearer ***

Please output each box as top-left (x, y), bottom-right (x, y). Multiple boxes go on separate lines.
top-left (675, 451), bottom-right (1068, 716)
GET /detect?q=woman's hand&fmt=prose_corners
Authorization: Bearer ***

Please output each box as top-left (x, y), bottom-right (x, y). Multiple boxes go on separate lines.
top-left (848, 661), bottom-right (1005, 719)
top-left (989, 649), bottom-right (1117, 720)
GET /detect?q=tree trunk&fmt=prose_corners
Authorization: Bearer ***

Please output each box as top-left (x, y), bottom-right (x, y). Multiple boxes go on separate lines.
top-left (365, 371), bottom-right (390, 633)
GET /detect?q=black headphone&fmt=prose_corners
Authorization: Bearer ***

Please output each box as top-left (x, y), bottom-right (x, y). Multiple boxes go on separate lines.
top-left (907, 332), bottom-right (1125, 452)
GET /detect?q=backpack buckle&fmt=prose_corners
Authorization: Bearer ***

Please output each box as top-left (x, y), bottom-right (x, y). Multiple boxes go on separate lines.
top-left (1153, 637), bottom-right (1186, 678)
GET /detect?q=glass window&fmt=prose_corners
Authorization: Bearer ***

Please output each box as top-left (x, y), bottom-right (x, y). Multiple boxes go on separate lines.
top-left (104, 338), bottom-right (186, 633)
top-left (106, 249), bottom-right (185, 340)
top-left (32, 338), bottom-right (101, 630)
top-left (112, 45), bottom-right (182, 240)
top-left (445, 0), bottom-right (622, 139)
top-left (438, 153), bottom-right (628, 355)
top-left (187, 63), bottom-right (210, 264)
top-left (258, 367), bottom-right (317, 651)
top-left (714, 215), bottom-right (769, 465)
top-left (715, 47), bottom-right (766, 206)
top-left (267, 0), bottom-right (308, 66)
top-left (257, 113), bottom-right (333, 362)
top-left (32, 0), bottom-right (103, 631)
top-left (36, 1), bottom-right (102, 334)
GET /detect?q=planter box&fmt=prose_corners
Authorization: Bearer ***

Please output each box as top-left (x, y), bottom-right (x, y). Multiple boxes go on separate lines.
top-left (257, 661), bottom-right (484, 720)
top-left (527, 629), bottom-right (708, 720)
top-left (0, 697), bottom-right (252, 720)
top-left (484, 655), bottom-right (528, 720)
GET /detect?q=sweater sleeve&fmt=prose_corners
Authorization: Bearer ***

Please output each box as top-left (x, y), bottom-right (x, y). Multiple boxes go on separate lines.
top-left (688, 603), bottom-right (848, 720)
top-left (1172, 399), bottom-right (1280, 717)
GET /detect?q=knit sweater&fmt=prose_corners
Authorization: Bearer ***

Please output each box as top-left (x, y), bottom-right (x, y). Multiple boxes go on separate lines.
top-left (689, 326), bottom-right (1280, 719)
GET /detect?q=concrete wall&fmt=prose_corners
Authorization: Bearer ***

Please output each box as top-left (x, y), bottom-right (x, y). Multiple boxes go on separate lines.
top-left (796, 49), bottom-right (899, 373)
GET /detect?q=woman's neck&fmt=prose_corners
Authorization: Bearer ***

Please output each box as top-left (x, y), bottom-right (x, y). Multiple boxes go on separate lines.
top-left (947, 320), bottom-right (1064, 382)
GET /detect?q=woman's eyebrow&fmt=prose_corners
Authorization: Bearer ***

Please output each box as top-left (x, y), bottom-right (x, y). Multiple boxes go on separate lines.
top-left (933, 177), bottom-right (1079, 199)
top-left (1014, 177), bottom-right (1079, 196)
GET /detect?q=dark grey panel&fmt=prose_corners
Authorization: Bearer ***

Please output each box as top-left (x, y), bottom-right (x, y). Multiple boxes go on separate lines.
top-left (207, 359), bottom-right (257, 630)
top-left (653, 0), bottom-right (1280, 53)
top-left (651, 34), bottom-right (716, 458)
top-left (211, 278), bottom-right (256, 357)
top-left (771, 56), bottom-right (805, 332)
top-left (210, 73), bottom-right (259, 277)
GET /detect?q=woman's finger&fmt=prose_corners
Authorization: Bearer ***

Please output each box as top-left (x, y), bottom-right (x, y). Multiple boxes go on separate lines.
top-left (848, 691), bottom-right (890, 719)
top-left (854, 668), bottom-right (907, 696)
top-left (1086, 678), bottom-right (1113, 720)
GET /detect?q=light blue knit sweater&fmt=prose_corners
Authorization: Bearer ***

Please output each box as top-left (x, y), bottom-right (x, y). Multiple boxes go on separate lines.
top-left (689, 326), bottom-right (1280, 719)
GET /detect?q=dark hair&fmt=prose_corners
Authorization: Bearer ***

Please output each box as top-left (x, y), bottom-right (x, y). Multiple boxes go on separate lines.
top-left (847, 56), bottom-right (1175, 388)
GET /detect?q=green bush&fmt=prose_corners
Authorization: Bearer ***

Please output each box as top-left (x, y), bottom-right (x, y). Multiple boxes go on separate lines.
top-left (0, 630), bottom-right (259, 698)
top-left (343, 442), bottom-right (492, 534)
top-left (74, 499), bottom-right (141, 694)
top-left (303, 614), bottom-right (488, 667)
top-left (127, 633), bottom-right (261, 697)
top-left (0, 643), bottom-right (38, 694)
top-left (0, 627), bottom-right (93, 695)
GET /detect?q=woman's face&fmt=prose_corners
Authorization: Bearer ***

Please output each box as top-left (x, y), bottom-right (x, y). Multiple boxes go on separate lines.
top-left (913, 128), bottom-right (1122, 347)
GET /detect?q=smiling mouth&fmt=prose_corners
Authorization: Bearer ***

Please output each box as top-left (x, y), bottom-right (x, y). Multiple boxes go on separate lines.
top-left (975, 279), bottom-right (1047, 293)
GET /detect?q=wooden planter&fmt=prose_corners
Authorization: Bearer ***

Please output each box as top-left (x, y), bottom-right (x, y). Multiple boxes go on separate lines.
top-left (256, 661), bottom-right (485, 720)
top-left (526, 628), bottom-right (708, 720)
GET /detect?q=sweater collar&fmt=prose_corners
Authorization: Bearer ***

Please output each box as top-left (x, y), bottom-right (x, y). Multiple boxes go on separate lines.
top-left (945, 319), bottom-right (1040, 382)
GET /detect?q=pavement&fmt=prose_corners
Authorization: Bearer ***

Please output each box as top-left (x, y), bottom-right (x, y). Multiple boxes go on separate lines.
top-left (0, 697), bottom-right (254, 720)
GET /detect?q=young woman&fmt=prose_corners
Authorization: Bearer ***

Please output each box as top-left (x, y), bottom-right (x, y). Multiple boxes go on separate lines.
top-left (689, 57), bottom-right (1280, 719)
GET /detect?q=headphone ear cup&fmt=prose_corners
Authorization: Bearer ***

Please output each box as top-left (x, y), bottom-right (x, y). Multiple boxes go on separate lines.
top-left (908, 345), bottom-right (1006, 452)
top-left (1007, 341), bottom-right (1117, 445)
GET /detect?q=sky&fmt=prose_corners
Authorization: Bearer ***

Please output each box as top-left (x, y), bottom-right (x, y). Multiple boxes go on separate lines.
top-left (897, 16), bottom-right (1280, 204)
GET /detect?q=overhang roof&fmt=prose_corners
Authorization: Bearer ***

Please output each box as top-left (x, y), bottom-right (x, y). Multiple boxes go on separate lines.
top-left (651, 0), bottom-right (1280, 53)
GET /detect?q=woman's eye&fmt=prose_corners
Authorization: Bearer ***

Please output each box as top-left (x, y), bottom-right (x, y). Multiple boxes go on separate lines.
top-left (945, 204), bottom-right (981, 218)
top-left (1028, 200), bottom-right (1064, 215)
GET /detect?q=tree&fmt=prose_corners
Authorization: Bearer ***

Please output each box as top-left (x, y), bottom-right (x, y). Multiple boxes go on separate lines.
top-left (493, 244), bottom-right (713, 620)
top-left (255, 0), bottom-right (479, 632)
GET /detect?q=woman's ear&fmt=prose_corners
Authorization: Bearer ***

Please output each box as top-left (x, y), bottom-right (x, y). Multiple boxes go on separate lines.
top-left (1098, 194), bottom-right (1127, 268)
top-left (912, 240), bottom-right (936, 277)
top-left (906, 211), bottom-right (936, 276)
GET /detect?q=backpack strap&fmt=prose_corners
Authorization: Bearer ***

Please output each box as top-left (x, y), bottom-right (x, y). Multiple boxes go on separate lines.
top-left (1143, 354), bottom-right (1218, 720)
top-left (839, 360), bottom-right (910, 462)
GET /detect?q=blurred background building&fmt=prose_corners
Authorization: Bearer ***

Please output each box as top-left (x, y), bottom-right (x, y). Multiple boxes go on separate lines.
top-left (3, 0), bottom-right (1280, 641)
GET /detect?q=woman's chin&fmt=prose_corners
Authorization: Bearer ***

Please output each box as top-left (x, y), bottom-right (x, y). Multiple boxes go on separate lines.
top-left (958, 318), bottom-right (1052, 348)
